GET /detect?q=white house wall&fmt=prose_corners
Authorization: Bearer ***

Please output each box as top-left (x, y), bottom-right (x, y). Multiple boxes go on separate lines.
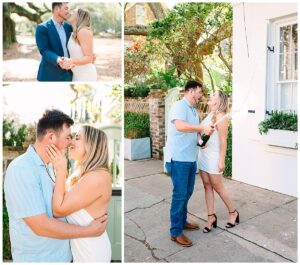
top-left (232, 3), bottom-right (298, 197)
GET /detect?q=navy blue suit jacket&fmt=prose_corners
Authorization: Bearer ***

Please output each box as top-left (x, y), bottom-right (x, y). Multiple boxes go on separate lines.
top-left (35, 19), bottom-right (73, 81)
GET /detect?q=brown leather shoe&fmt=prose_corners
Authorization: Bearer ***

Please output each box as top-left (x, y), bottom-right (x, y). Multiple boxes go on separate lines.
top-left (171, 234), bottom-right (193, 247)
top-left (183, 222), bottom-right (200, 230)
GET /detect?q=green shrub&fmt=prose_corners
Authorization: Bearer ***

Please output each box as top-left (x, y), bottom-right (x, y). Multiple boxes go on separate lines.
top-left (124, 67), bottom-right (186, 98)
top-left (3, 119), bottom-right (27, 147)
top-left (258, 111), bottom-right (297, 135)
top-left (224, 122), bottom-right (232, 177)
top-left (3, 191), bottom-right (12, 260)
top-left (124, 112), bottom-right (150, 139)
top-left (148, 67), bottom-right (186, 89)
top-left (124, 83), bottom-right (151, 98)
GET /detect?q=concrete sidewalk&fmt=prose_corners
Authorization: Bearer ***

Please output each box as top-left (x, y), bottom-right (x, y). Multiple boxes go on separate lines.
top-left (124, 159), bottom-right (297, 263)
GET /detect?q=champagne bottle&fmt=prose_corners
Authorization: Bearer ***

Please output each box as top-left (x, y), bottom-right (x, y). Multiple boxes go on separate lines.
top-left (197, 112), bottom-right (216, 147)
top-left (197, 131), bottom-right (212, 147)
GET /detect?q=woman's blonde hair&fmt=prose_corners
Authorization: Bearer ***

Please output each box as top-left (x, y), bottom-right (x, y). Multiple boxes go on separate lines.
top-left (215, 90), bottom-right (229, 114)
top-left (211, 90), bottom-right (229, 124)
top-left (72, 126), bottom-right (109, 184)
top-left (73, 7), bottom-right (92, 42)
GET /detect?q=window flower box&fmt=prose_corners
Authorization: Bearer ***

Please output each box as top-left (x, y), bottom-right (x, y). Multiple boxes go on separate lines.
top-left (262, 129), bottom-right (298, 149)
top-left (259, 111), bottom-right (297, 149)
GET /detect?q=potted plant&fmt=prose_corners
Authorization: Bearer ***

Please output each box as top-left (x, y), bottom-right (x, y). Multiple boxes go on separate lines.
top-left (258, 111), bottom-right (297, 149)
top-left (124, 112), bottom-right (151, 160)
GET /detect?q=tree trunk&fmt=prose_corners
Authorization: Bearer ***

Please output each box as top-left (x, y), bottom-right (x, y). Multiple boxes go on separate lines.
top-left (3, 3), bottom-right (49, 49)
top-left (194, 56), bottom-right (204, 84)
top-left (3, 4), bottom-right (16, 49)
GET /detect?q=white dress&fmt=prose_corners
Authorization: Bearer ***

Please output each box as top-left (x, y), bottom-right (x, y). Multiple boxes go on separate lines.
top-left (65, 176), bottom-right (111, 263)
top-left (67, 209), bottom-right (111, 262)
top-left (197, 112), bottom-right (222, 175)
top-left (67, 36), bottom-right (97, 81)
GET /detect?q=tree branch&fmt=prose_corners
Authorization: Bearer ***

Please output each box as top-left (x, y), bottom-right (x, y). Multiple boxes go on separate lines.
top-left (124, 26), bottom-right (149, 36)
top-left (201, 60), bottom-right (215, 91)
top-left (27, 3), bottom-right (50, 15)
top-left (197, 21), bottom-right (232, 56)
top-left (218, 42), bottom-right (232, 74)
top-left (148, 3), bottom-right (167, 19)
top-left (69, 84), bottom-right (79, 104)
top-left (8, 3), bottom-right (46, 24)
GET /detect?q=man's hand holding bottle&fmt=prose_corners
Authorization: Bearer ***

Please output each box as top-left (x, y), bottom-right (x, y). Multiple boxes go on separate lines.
top-left (197, 124), bottom-right (214, 148)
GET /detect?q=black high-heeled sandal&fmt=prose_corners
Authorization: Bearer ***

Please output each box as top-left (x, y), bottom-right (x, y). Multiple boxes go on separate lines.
top-left (203, 213), bottom-right (217, 233)
top-left (226, 209), bottom-right (239, 228)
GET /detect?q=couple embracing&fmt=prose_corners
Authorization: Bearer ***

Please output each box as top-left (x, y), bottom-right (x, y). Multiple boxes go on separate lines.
top-left (4, 110), bottom-right (112, 262)
top-left (165, 80), bottom-right (239, 247)
top-left (36, 2), bottom-right (96, 81)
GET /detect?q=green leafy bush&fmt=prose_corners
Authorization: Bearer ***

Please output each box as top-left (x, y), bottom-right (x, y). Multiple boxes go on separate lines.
top-left (224, 122), bottom-right (232, 177)
top-left (124, 112), bottom-right (150, 139)
top-left (124, 67), bottom-right (187, 98)
top-left (147, 67), bottom-right (186, 90)
top-left (124, 83), bottom-right (151, 98)
top-left (3, 119), bottom-right (27, 147)
top-left (3, 191), bottom-right (12, 260)
top-left (258, 111), bottom-right (297, 135)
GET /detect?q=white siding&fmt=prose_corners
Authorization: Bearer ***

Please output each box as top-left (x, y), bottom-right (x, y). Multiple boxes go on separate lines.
top-left (232, 3), bottom-right (298, 197)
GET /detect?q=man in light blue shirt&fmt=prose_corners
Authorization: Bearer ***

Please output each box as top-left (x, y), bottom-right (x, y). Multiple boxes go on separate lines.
top-left (51, 17), bottom-right (69, 58)
top-left (165, 80), bottom-right (213, 247)
top-left (4, 110), bottom-right (107, 262)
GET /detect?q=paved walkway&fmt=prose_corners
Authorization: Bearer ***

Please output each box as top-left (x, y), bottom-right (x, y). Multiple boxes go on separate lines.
top-left (125, 159), bottom-right (297, 262)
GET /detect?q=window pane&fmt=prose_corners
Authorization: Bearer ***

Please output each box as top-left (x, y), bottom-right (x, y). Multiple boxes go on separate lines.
top-left (280, 25), bottom-right (291, 53)
top-left (136, 5), bottom-right (146, 25)
top-left (293, 52), bottom-right (298, 80)
top-left (292, 24), bottom-right (298, 52)
top-left (279, 53), bottom-right (291, 80)
top-left (280, 83), bottom-right (293, 111)
top-left (292, 82), bottom-right (297, 111)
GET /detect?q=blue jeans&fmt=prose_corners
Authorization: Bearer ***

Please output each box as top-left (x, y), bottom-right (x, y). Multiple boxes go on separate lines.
top-left (165, 160), bottom-right (197, 237)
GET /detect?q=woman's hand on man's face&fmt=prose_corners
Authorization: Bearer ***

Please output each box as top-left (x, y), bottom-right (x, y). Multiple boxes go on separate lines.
top-left (46, 144), bottom-right (68, 177)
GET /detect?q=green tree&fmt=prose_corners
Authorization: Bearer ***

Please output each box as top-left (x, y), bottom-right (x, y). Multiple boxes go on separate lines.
top-left (107, 84), bottom-right (122, 124)
top-left (3, 3), bottom-right (50, 48)
top-left (69, 3), bottom-right (122, 35)
top-left (148, 3), bottom-right (232, 85)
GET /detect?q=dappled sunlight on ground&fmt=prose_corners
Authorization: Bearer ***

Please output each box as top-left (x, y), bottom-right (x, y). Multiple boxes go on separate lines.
top-left (18, 43), bottom-right (37, 55)
top-left (94, 37), bottom-right (122, 82)
top-left (3, 59), bottom-right (40, 81)
top-left (3, 35), bottom-right (122, 82)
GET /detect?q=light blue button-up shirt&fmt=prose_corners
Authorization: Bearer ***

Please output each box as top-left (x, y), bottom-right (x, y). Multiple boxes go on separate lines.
top-left (4, 145), bottom-right (72, 262)
top-left (165, 97), bottom-right (200, 162)
top-left (52, 18), bottom-right (69, 58)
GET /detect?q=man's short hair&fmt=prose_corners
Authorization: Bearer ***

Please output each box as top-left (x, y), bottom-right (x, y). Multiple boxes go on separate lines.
top-left (37, 109), bottom-right (74, 139)
top-left (184, 80), bottom-right (203, 92)
top-left (52, 2), bottom-right (63, 12)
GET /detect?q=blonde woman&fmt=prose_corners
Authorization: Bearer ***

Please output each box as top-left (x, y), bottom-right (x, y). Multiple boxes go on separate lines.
top-left (66, 7), bottom-right (97, 81)
top-left (46, 126), bottom-right (112, 262)
top-left (197, 90), bottom-right (239, 233)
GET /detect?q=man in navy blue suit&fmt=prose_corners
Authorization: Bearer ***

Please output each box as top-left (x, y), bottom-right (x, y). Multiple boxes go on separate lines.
top-left (35, 3), bottom-right (73, 81)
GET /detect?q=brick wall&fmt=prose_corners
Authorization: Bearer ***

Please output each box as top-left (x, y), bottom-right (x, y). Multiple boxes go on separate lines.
top-left (148, 89), bottom-right (168, 159)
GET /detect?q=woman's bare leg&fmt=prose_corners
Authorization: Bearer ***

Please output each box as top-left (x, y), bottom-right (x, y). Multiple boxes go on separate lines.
top-left (200, 170), bottom-right (216, 228)
top-left (209, 173), bottom-right (238, 224)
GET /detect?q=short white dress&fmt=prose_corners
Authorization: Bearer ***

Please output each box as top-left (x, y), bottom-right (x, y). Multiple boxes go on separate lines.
top-left (197, 112), bottom-right (222, 175)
